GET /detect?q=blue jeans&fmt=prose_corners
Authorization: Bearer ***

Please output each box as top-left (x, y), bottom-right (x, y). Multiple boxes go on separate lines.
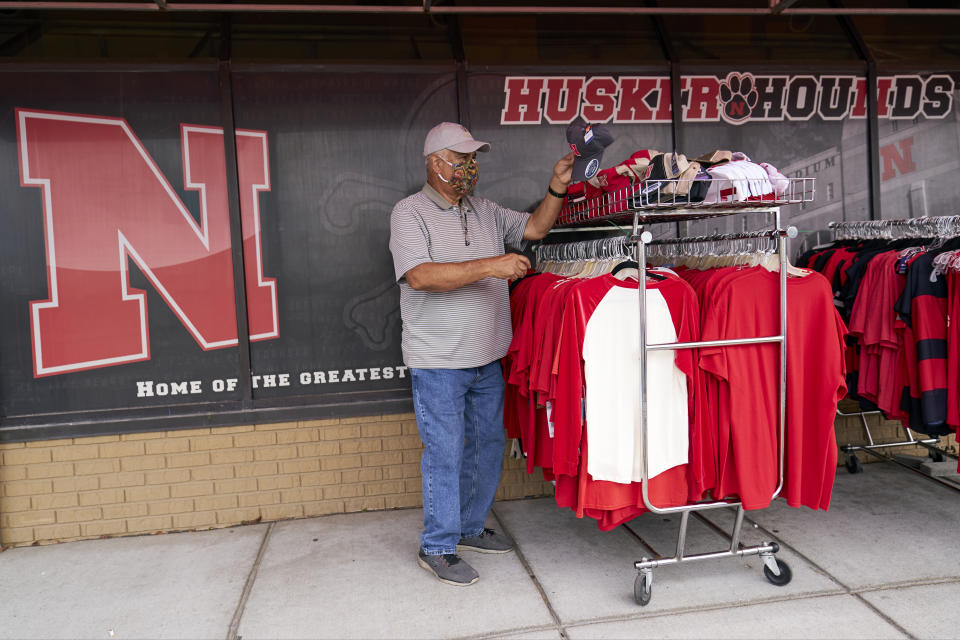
top-left (410, 361), bottom-right (506, 556)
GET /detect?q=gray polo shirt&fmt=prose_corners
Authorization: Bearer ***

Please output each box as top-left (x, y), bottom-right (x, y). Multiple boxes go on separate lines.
top-left (389, 184), bottom-right (530, 369)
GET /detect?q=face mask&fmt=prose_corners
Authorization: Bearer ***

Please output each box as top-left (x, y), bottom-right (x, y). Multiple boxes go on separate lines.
top-left (438, 157), bottom-right (479, 195)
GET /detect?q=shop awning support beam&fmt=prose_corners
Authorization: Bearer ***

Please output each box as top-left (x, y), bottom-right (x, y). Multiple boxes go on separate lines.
top-left (1, 3), bottom-right (960, 15)
top-left (834, 2), bottom-right (882, 221)
top-left (769, 0), bottom-right (799, 14)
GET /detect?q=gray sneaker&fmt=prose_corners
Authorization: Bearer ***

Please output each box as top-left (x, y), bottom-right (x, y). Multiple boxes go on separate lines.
top-left (457, 528), bottom-right (515, 554)
top-left (417, 549), bottom-right (479, 586)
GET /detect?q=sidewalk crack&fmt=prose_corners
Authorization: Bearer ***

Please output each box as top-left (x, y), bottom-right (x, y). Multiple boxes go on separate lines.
top-left (226, 522), bottom-right (275, 640)
top-left (491, 507), bottom-right (569, 639)
top-left (742, 515), bottom-right (919, 640)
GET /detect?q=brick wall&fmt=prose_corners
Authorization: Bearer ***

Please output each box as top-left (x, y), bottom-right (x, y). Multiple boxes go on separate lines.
top-left (1, 408), bottom-right (955, 547)
top-left (0, 413), bottom-right (554, 547)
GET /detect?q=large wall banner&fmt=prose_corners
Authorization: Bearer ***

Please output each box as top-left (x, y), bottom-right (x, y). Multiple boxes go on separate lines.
top-left (0, 67), bottom-right (466, 431)
top-left (0, 70), bottom-right (251, 423)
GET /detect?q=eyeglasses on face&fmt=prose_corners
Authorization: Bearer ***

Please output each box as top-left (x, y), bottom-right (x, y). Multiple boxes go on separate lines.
top-left (439, 152), bottom-right (477, 166)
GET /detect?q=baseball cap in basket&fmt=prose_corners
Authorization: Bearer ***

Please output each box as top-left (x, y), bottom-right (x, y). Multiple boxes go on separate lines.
top-left (694, 149), bottom-right (732, 167)
top-left (616, 149), bottom-right (661, 181)
top-left (566, 117), bottom-right (615, 182)
top-left (423, 122), bottom-right (491, 157)
top-left (636, 152), bottom-right (690, 205)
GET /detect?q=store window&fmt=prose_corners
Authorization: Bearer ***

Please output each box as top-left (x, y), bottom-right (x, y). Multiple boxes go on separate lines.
top-left (676, 69), bottom-right (867, 236)
top-left (877, 73), bottom-right (960, 221)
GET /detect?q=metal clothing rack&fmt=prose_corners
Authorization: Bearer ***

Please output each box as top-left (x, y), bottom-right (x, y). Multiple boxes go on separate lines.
top-left (544, 176), bottom-right (816, 606)
top-left (828, 216), bottom-right (960, 241)
top-left (825, 217), bottom-right (960, 480)
top-left (836, 407), bottom-right (959, 494)
top-left (631, 209), bottom-right (794, 606)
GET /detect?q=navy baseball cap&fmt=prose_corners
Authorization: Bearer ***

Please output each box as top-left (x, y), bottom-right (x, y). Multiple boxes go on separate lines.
top-left (566, 117), bottom-right (614, 182)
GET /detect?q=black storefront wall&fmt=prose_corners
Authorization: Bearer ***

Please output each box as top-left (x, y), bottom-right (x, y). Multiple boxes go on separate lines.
top-left (1, 63), bottom-right (958, 441)
top-left (0, 65), bottom-right (463, 441)
top-left (2, 68), bottom-right (251, 439)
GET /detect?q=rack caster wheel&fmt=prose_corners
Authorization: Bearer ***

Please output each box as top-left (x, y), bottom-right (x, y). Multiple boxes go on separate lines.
top-left (929, 450), bottom-right (945, 463)
top-left (845, 453), bottom-right (862, 474)
top-left (763, 558), bottom-right (792, 586)
top-left (634, 572), bottom-right (652, 606)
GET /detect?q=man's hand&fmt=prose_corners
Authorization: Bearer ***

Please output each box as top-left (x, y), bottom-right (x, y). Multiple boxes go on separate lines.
top-left (551, 152), bottom-right (575, 190)
top-left (405, 253), bottom-right (530, 292)
top-left (487, 253), bottom-right (531, 280)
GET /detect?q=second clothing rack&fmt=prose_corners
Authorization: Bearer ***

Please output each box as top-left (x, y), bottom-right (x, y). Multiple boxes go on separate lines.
top-left (824, 216), bottom-right (960, 488)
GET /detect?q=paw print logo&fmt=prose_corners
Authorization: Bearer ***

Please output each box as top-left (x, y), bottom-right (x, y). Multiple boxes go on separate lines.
top-left (719, 72), bottom-right (759, 125)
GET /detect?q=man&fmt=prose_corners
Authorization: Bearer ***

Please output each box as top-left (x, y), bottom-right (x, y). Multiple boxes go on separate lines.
top-left (389, 122), bottom-right (573, 586)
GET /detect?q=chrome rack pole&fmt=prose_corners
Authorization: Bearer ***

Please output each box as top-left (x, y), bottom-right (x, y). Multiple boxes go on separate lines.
top-left (640, 227), bottom-right (794, 246)
top-left (548, 225), bottom-right (631, 234)
top-left (838, 407), bottom-right (882, 446)
top-left (842, 437), bottom-right (942, 452)
top-left (773, 207), bottom-right (787, 501)
top-left (632, 209), bottom-right (652, 519)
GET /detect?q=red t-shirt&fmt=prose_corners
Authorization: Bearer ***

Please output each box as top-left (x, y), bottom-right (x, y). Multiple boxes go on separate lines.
top-left (506, 273), bottom-right (563, 472)
top-left (504, 275), bottom-right (543, 440)
top-left (549, 273), bottom-right (699, 528)
top-left (679, 266), bottom-right (745, 501)
top-left (700, 268), bottom-right (847, 510)
top-left (948, 272), bottom-right (960, 471)
top-left (848, 252), bottom-right (903, 411)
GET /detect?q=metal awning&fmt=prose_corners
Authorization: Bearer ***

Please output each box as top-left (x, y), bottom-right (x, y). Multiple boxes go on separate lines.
top-left (0, 1), bottom-right (958, 15)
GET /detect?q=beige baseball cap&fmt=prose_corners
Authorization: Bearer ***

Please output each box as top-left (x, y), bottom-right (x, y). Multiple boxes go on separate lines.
top-left (423, 122), bottom-right (491, 157)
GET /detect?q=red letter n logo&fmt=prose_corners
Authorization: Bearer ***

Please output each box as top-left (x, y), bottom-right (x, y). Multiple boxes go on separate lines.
top-left (880, 136), bottom-right (916, 182)
top-left (17, 110), bottom-right (278, 377)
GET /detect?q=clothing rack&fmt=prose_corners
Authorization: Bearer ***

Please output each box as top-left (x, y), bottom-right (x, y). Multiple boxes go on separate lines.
top-left (828, 216), bottom-right (960, 241)
top-left (629, 209), bottom-right (794, 605)
top-left (540, 202), bottom-right (803, 605)
top-left (824, 216), bottom-right (959, 485)
top-left (836, 406), bottom-right (960, 495)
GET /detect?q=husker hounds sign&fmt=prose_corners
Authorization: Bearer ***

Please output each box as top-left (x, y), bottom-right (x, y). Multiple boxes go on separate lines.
top-left (501, 73), bottom-right (955, 125)
top-left (17, 110), bottom-right (279, 378)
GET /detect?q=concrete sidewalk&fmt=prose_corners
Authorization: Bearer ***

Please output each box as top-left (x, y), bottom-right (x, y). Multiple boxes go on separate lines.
top-left (2, 461), bottom-right (959, 640)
